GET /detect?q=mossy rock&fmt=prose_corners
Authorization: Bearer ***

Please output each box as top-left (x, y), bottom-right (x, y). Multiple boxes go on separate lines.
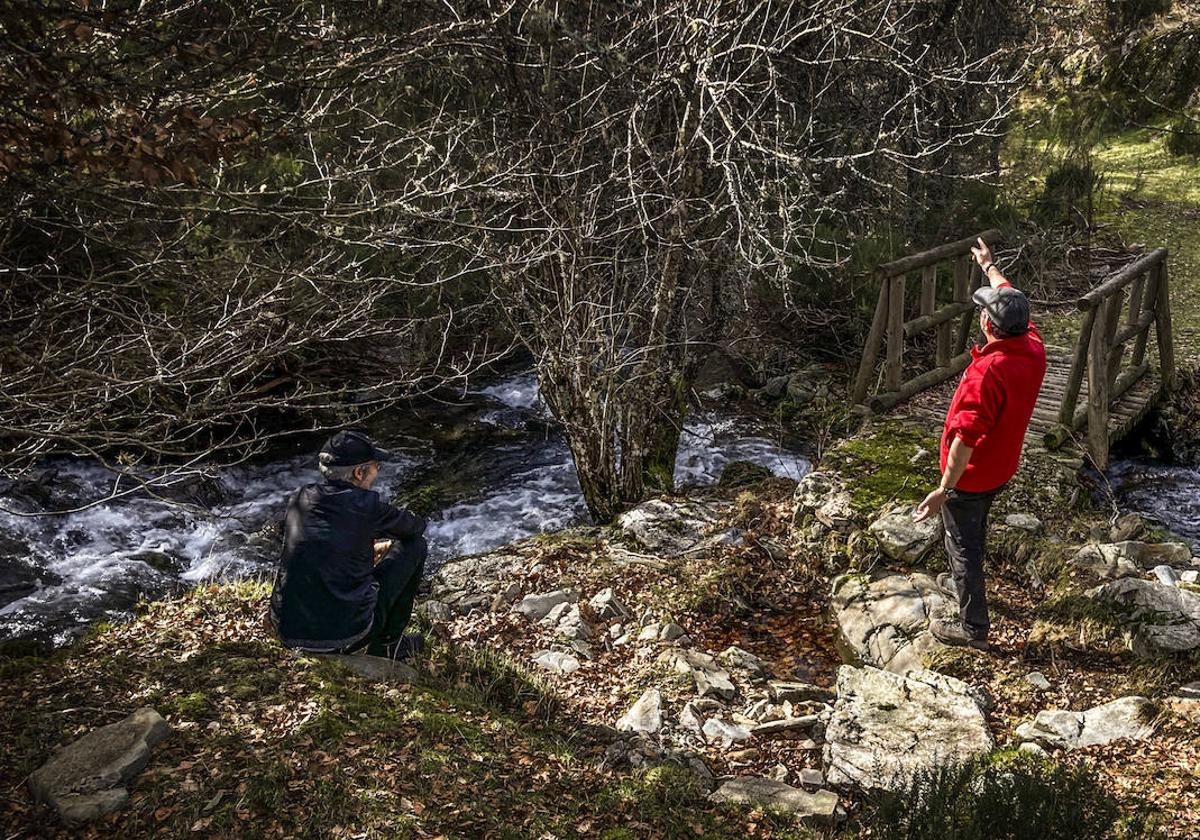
top-left (819, 418), bottom-right (940, 517)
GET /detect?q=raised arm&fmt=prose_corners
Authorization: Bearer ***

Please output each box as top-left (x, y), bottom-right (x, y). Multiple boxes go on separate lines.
top-left (970, 237), bottom-right (1012, 291)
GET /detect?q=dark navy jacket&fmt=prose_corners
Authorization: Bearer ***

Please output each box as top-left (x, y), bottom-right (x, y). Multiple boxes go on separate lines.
top-left (269, 479), bottom-right (426, 651)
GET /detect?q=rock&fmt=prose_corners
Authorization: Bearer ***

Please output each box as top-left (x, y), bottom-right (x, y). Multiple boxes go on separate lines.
top-left (752, 715), bottom-right (819, 736)
top-left (1025, 672), bottom-right (1051, 691)
top-left (421, 600), bottom-right (453, 622)
top-left (792, 471), bottom-right (856, 533)
top-left (617, 498), bottom-right (722, 556)
top-left (546, 604), bottom-right (594, 642)
top-left (702, 718), bottom-right (752, 747)
top-left (29, 708), bottom-right (171, 824)
top-left (1087, 577), bottom-right (1200, 655)
top-left (1004, 513), bottom-right (1042, 532)
top-left (727, 747), bottom-right (761, 763)
top-left (823, 665), bottom-right (993, 790)
top-left (1152, 565), bottom-right (1181, 586)
top-left (831, 572), bottom-right (950, 674)
top-left (799, 768), bottom-right (825, 788)
top-left (718, 646), bottom-right (768, 682)
top-left (588, 588), bottom-right (630, 620)
top-left (709, 777), bottom-right (839, 824)
top-left (767, 762), bottom-right (790, 782)
top-left (659, 622), bottom-right (687, 642)
top-left (695, 667), bottom-right (737, 700)
top-left (868, 507), bottom-right (942, 563)
top-left (679, 702), bottom-right (706, 733)
top-left (532, 650), bottom-right (581, 675)
top-left (1018, 742), bottom-right (1048, 757)
top-left (1110, 513), bottom-right (1148, 542)
top-left (768, 681), bottom-right (835, 704)
top-left (1014, 696), bottom-right (1157, 750)
top-left (512, 589), bottom-right (578, 621)
top-left (1074, 541), bottom-right (1193, 579)
top-left (1166, 682), bottom-right (1200, 720)
top-left (638, 623), bottom-right (663, 642)
top-left (316, 653), bottom-right (417, 684)
top-left (616, 689), bottom-right (663, 735)
top-left (124, 550), bottom-right (186, 575)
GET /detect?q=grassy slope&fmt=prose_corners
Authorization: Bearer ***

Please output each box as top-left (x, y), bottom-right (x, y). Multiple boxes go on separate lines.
top-left (0, 582), bottom-right (831, 840)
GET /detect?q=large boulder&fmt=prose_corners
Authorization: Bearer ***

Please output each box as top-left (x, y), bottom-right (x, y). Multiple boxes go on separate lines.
top-left (29, 708), bottom-right (171, 824)
top-left (1087, 577), bottom-right (1200, 655)
top-left (617, 498), bottom-right (722, 556)
top-left (1014, 696), bottom-right (1158, 750)
top-left (831, 573), bottom-right (950, 674)
top-left (823, 666), bottom-right (993, 790)
top-left (868, 507), bottom-right (942, 563)
top-left (710, 777), bottom-right (839, 825)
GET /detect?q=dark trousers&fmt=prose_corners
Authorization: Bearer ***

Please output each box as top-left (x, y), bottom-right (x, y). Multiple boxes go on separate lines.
top-left (940, 485), bottom-right (1004, 641)
top-left (347, 535), bottom-right (427, 657)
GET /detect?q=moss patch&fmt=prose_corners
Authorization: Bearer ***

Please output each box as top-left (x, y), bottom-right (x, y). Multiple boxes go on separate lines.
top-left (820, 418), bottom-right (941, 516)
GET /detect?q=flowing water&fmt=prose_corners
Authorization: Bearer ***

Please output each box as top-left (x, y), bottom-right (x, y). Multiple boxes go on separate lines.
top-left (1108, 460), bottom-right (1200, 547)
top-left (0, 373), bottom-right (810, 649)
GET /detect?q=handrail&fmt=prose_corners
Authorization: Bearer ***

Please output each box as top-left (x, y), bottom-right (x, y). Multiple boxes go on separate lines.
top-left (876, 229), bottom-right (1003, 278)
top-left (1076, 248), bottom-right (1167, 311)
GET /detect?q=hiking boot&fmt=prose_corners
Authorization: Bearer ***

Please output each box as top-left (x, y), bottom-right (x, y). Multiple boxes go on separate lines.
top-left (383, 633), bottom-right (426, 662)
top-left (928, 616), bottom-right (989, 651)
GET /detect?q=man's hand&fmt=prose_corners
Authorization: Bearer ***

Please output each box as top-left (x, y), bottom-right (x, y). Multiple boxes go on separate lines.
top-left (373, 539), bottom-right (393, 565)
top-left (969, 237), bottom-right (993, 269)
top-left (913, 488), bottom-right (948, 523)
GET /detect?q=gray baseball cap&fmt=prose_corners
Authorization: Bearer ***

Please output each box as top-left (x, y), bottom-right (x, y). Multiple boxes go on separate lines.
top-left (972, 285), bottom-right (1030, 337)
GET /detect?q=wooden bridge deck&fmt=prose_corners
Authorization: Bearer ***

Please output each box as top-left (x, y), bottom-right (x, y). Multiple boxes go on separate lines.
top-left (852, 231), bottom-right (1176, 468)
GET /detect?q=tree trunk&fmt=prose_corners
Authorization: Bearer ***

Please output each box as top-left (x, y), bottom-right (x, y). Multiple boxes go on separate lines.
top-left (640, 372), bottom-right (687, 494)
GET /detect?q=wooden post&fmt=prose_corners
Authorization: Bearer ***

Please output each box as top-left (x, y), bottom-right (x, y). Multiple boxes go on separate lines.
top-left (920, 265), bottom-right (936, 316)
top-left (885, 274), bottom-right (906, 391)
top-left (1154, 258), bottom-right (1176, 390)
top-left (953, 256), bottom-right (974, 355)
top-left (1105, 288), bottom-right (1126, 391)
top-left (851, 278), bottom-right (889, 406)
top-left (1131, 266), bottom-right (1158, 368)
top-left (1058, 306), bottom-right (1097, 427)
top-left (1087, 296), bottom-right (1114, 470)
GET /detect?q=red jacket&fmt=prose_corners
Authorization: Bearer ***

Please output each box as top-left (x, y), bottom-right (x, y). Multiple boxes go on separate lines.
top-left (940, 298), bottom-right (1047, 493)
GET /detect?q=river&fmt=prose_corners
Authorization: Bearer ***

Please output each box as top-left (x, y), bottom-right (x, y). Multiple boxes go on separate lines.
top-left (0, 373), bottom-right (810, 650)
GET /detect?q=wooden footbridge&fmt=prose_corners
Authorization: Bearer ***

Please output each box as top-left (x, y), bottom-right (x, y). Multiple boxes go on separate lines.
top-left (851, 230), bottom-right (1176, 469)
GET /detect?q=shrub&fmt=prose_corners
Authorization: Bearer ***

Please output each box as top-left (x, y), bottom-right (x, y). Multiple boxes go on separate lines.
top-left (865, 752), bottom-right (1160, 840)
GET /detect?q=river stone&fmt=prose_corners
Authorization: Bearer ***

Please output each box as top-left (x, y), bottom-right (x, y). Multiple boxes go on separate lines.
top-left (1087, 577), bottom-right (1200, 654)
top-left (512, 588), bottom-right (578, 621)
top-left (868, 507), bottom-right (942, 563)
top-left (710, 777), bottom-right (839, 824)
top-left (1110, 513), bottom-right (1148, 542)
top-left (316, 653), bottom-right (417, 684)
top-left (823, 665), bottom-right (993, 790)
top-left (831, 572), bottom-right (949, 674)
top-left (29, 707), bottom-right (171, 823)
top-left (616, 689), bottom-right (663, 734)
top-left (792, 471), bottom-right (856, 532)
top-left (532, 650), bottom-right (581, 674)
top-left (617, 498), bottom-right (721, 556)
top-left (1014, 696), bottom-right (1157, 750)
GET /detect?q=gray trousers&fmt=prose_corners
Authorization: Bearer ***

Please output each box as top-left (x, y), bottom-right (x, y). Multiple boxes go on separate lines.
top-left (940, 485), bottom-right (1004, 641)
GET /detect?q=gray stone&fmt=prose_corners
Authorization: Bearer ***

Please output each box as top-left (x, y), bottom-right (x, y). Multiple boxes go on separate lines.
top-left (752, 715), bottom-right (819, 736)
top-left (702, 718), bottom-right (752, 747)
top-left (638, 623), bottom-right (663, 642)
top-left (617, 498), bottom-right (722, 556)
top-left (1075, 541), bottom-right (1194, 580)
top-left (823, 666), bottom-right (993, 790)
top-left (29, 708), bottom-right (171, 823)
top-left (1014, 696), bottom-right (1157, 750)
top-left (1152, 565), bottom-right (1181, 586)
top-left (421, 600), bottom-right (453, 622)
top-left (1087, 577), bottom-right (1200, 655)
top-left (679, 702), bottom-right (706, 733)
top-left (831, 572), bottom-right (949, 674)
top-left (769, 681), bottom-right (835, 704)
top-left (588, 588), bottom-right (630, 620)
top-left (792, 471), bottom-right (855, 532)
top-left (512, 588), bottom-right (578, 621)
top-left (799, 768), bottom-right (825, 788)
top-left (868, 507), bottom-right (942, 563)
top-left (695, 667), bottom-right (737, 700)
top-left (1025, 672), bottom-right (1051, 691)
top-left (616, 689), bottom-right (663, 735)
top-left (548, 604), bottom-right (594, 642)
top-left (660, 622), bottom-right (687, 642)
top-left (532, 650), bottom-right (581, 675)
top-left (1110, 513), bottom-right (1148, 543)
top-left (317, 653), bottom-right (418, 684)
top-left (1018, 742), bottom-right (1048, 757)
top-left (1004, 513), bottom-right (1042, 533)
top-left (718, 646), bottom-right (769, 681)
top-left (710, 777), bottom-right (839, 824)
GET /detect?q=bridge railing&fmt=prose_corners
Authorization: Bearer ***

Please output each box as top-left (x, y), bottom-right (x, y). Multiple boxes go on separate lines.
top-left (1044, 247), bottom-right (1175, 466)
top-left (851, 229), bottom-right (1000, 411)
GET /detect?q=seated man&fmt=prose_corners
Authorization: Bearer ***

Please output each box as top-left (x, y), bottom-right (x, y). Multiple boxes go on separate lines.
top-left (270, 430), bottom-right (428, 660)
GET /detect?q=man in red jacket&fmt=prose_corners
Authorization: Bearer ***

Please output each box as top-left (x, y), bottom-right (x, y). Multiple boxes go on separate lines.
top-left (913, 237), bottom-right (1047, 650)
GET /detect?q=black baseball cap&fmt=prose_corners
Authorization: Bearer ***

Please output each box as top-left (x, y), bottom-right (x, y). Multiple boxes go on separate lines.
top-left (972, 285), bottom-right (1030, 337)
top-left (319, 430), bottom-right (393, 467)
